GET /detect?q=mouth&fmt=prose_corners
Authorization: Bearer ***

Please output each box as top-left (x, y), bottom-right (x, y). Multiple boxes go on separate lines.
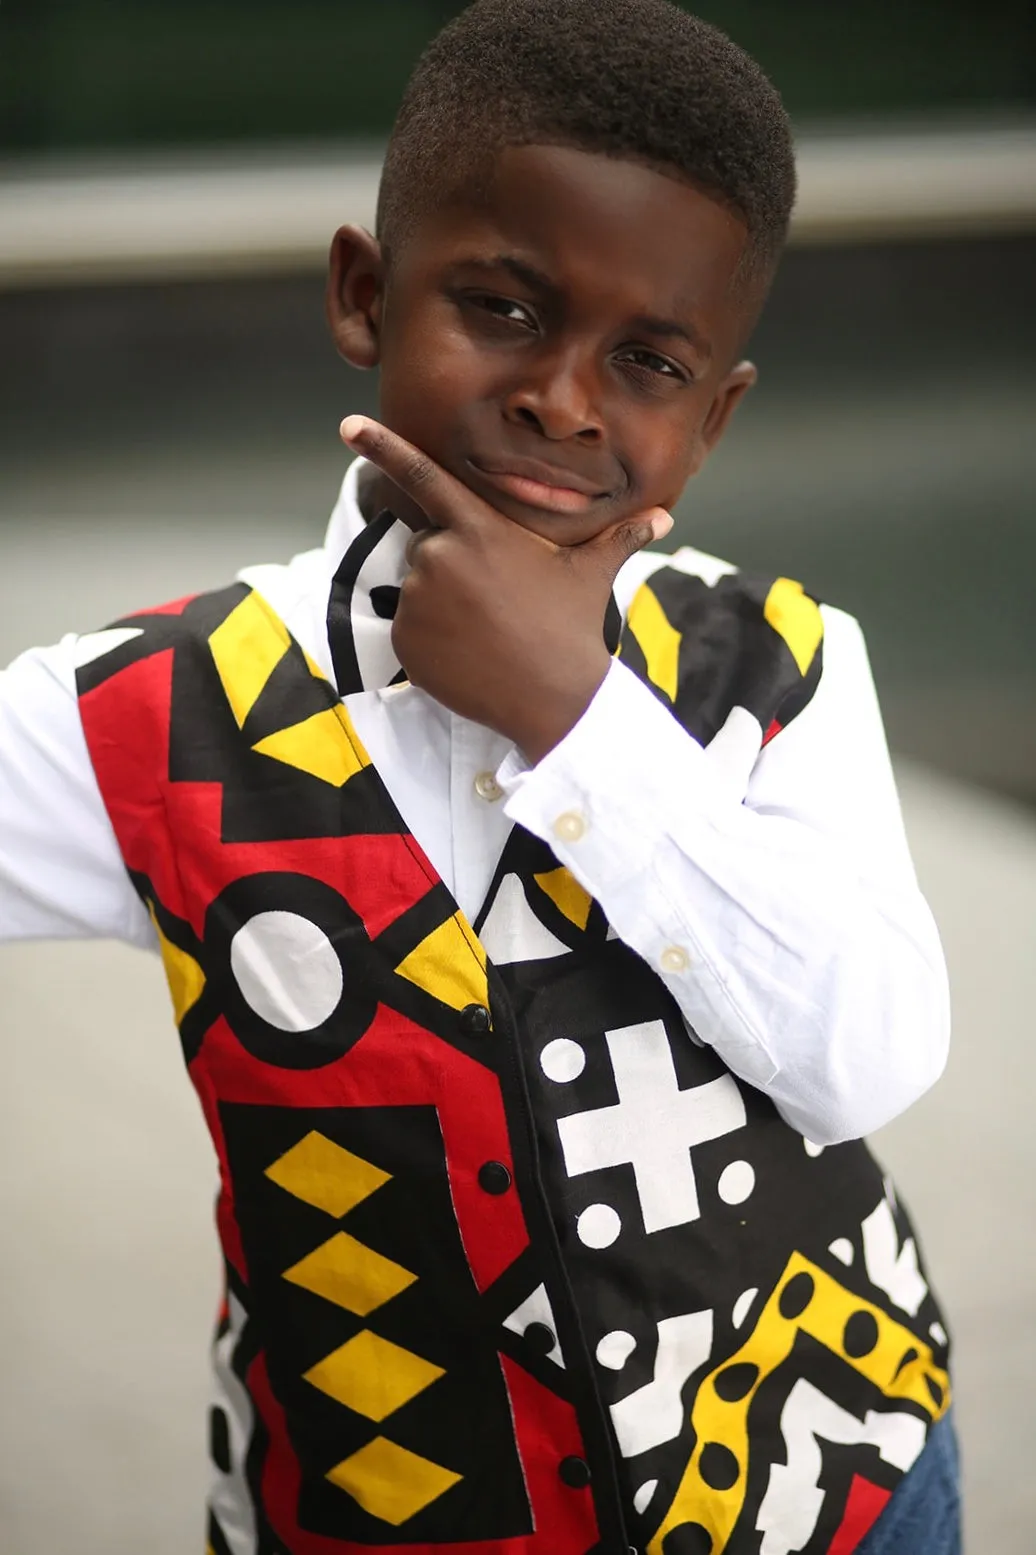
top-left (467, 455), bottom-right (611, 515)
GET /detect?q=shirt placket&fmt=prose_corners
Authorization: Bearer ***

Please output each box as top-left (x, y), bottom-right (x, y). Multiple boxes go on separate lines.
top-left (448, 711), bottom-right (516, 924)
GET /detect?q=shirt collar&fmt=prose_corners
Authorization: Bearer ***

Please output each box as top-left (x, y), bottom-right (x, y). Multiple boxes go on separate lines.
top-left (324, 457), bottom-right (412, 696)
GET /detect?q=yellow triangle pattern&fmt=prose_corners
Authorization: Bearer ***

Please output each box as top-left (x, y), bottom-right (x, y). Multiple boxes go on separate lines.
top-left (326, 1437), bottom-right (462, 1527)
top-left (623, 582), bottom-right (681, 702)
top-left (534, 866), bottom-right (593, 931)
top-left (763, 577), bottom-right (824, 676)
top-left (252, 705), bottom-right (369, 787)
top-left (149, 907), bottom-right (205, 1025)
top-left (208, 590), bottom-right (291, 728)
top-left (283, 1231), bottom-right (416, 1316)
top-left (395, 911), bottom-right (489, 1012)
top-left (304, 1330), bottom-right (444, 1421)
top-left (265, 1131), bottom-right (390, 1218)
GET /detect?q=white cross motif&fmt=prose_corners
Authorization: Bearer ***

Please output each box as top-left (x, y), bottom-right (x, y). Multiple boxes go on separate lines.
top-left (557, 1019), bottom-right (747, 1233)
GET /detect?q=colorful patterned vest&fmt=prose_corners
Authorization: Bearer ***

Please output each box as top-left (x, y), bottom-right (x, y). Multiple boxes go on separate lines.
top-left (75, 568), bottom-right (949, 1555)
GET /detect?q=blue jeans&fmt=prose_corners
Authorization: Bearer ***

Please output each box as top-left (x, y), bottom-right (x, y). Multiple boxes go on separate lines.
top-left (856, 1411), bottom-right (962, 1555)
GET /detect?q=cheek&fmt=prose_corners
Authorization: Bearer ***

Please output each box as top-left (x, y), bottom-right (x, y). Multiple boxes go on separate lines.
top-left (380, 300), bottom-right (491, 419)
top-left (623, 413), bottom-right (703, 509)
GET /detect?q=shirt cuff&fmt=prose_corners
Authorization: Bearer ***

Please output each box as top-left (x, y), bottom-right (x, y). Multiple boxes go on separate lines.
top-left (497, 660), bottom-right (778, 1089)
top-left (499, 657), bottom-right (722, 891)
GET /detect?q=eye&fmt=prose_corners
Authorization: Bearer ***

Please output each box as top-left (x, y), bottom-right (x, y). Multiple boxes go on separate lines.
top-left (467, 292), bottom-right (539, 331)
top-left (615, 346), bottom-right (688, 383)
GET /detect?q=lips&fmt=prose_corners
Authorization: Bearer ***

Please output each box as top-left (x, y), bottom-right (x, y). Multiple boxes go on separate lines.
top-left (467, 453), bottom-right (614, 514)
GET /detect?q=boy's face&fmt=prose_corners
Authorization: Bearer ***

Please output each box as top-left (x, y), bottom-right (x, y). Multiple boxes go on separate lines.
top-left (329, 143), bottom-right (760, 544)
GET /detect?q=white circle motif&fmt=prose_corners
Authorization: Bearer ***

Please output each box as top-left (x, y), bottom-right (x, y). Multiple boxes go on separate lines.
top-left (595, 1330), bottom-right (637, 1371)
top-left (230, 911), bottom-right (343, 1032)
top-left (539, 1038), bottom-right (586, 1083)
top-left (828, 1237), bottom-right (855, 1266)
top-left (717, 1159), bottom-right (755, 1205)
top-left (576, 1203), bottom-right (622, 1249)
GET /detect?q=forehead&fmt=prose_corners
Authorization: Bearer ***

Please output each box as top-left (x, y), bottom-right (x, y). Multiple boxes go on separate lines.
top-left (403, 142), bottom-right (750, 338)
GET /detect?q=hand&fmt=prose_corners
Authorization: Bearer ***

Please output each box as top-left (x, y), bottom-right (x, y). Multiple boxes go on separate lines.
top-left (340, 416), bottom-right (672, 762)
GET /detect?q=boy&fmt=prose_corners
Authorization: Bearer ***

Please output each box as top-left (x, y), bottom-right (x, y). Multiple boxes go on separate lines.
top-left (0, 2), bottom-right (959, 1552)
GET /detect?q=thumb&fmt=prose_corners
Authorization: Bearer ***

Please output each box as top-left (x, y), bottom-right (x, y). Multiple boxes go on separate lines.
top-left (583, 507), bottom-right (674, 579)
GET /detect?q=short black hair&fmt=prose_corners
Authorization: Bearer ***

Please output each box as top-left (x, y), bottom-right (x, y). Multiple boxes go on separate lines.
top-left (377, 0), bottom-right (796, 289)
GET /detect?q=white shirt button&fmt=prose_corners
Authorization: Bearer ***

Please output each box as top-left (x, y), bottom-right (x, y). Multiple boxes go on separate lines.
top-left (553, 810), bottom-right (587, 843)
top-left (659, 944), bottom-right (690, 974)
top-left (473, 770), bottom-right (503, 803)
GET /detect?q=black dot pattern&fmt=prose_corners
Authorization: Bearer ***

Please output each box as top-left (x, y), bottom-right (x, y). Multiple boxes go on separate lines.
top-left (699, 1442), bottom-right (740, 1491)
top-left (713, 1362), bottom-right (759, 1402)
top-left (210, 1406), bottom-right (231, 1474)
top-left (370, 584), bottom-right (401, 620)
top-left (779, 1270), bottom-right (814, 1319)
top-left (843, 1309), bottom-right (880, 1358)
top-left (663, 1523), bottom-right (713, 1554)
top-left (926, 1374), bottom-right (945, 1408)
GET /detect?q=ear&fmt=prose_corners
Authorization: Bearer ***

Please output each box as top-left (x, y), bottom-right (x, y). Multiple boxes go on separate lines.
top-left (326, 224), bottom-right (386, 370)
top-left (690, 359), bottom-right (758, 473)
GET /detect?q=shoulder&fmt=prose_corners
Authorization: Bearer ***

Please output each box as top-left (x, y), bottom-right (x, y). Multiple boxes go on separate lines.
top-left (618, 542), bottom-right (866, 648)
top-left (613, 541), bottom-right (738, 614)
top-left (614, 542), bottom-right (869, 748)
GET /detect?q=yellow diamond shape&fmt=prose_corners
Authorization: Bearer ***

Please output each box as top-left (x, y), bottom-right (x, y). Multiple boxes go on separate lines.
top-left (304, 1329), bottom-right (444, 1421)
top-left (533, 866), bottom-right (593, 931)
top-left (283, 1231), bottom-right (416, 1316)
top-left (265, 1131), bottom-right (390, 1218)
top-left (327, 1436), bottom-right (461, 1525)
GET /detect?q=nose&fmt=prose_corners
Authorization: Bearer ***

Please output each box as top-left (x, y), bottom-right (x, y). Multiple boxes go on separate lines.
top-left (502, 347), bottom-right (605, 443)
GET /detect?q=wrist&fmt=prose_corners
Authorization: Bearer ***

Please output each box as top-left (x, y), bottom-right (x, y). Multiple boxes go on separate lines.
top-left (513, 655), bottom-right (610, 766)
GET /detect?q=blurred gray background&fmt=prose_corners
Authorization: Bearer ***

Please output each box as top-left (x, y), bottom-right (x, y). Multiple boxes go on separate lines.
top-left (1, 2), bottom-right (1035, 1552)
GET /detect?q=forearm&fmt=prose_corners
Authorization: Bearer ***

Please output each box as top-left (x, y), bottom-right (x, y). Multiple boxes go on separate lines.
top-left (501, 657), bottom-right (949, 1143)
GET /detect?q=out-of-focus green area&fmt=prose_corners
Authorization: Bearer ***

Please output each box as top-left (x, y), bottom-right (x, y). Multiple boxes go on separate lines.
top-left (2, 0), bottom-right (1034, 152)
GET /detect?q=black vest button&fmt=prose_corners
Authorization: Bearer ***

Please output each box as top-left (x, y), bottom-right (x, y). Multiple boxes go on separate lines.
top-left (522, 1321), bottom-right (556, 1355)
top-left (477, 1161), bottom-right (512, 1194)
top-left (558, 1455), bottom-right (591, 1488)
top-left (459, 1003), bottom-right (492, 1035)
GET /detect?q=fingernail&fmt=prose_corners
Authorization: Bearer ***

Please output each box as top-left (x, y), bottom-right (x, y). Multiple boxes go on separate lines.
top-left (340, 415), bottom-right (368, 443)
top-left (650, 510), bottom-right (674, 540)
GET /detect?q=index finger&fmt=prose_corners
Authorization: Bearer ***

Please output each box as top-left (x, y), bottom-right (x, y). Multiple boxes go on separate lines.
top-left (340, 415), bottom-right (500, 534)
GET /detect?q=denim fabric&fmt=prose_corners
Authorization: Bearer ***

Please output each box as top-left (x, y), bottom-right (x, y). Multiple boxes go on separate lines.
top-left (856, 1411), bottom-right (962, 1555)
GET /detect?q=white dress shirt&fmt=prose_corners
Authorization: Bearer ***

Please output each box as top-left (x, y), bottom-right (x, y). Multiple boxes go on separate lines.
top-left (0, 458), bottom-right (949, 1144)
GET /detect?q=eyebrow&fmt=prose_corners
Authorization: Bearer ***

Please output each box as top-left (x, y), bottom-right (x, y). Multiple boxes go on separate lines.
top-left (628, 313), bottom-right (713, 362)
top-left (456, 253), bottom-right (713, 361)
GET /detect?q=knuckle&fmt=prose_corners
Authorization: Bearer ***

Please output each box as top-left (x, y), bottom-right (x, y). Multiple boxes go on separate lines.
top-left (618, 520), bottom-right (649, 557)
top-left (405, 451), bottom-right (436, 489)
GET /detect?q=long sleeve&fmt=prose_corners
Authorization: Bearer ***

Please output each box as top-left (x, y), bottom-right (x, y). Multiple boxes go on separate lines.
top-left (500, 606), bottom-right (949, 1145)
top-left (0, 638), bottom-right (152, 945)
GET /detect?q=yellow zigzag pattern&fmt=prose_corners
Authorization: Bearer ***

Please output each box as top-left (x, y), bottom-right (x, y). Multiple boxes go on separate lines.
top-left (647, 1251), bottom-right (950, 1555)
